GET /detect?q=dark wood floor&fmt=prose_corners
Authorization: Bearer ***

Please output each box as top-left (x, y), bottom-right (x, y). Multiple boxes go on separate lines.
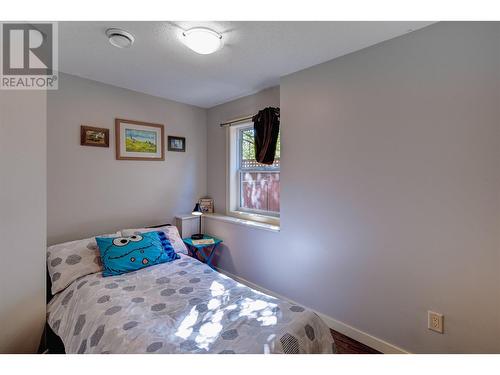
top-left (330, 329), bottom-right (381, 354)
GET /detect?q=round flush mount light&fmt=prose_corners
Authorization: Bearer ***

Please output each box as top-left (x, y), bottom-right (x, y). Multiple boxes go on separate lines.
top-left (181, 28), bottom-right (223, 55)
top-left (106, 28), bottom-right (135, 48)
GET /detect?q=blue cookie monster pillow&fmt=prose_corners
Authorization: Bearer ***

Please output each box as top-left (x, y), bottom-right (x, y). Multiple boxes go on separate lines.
top-left (95, 231), bottom-right (180, 277)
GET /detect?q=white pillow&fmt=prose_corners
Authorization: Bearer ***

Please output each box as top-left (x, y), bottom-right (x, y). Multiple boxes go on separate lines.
top-left (121, 225), bottom-right (188, 255)
top-left (47, 233), bottom-right (118, 295)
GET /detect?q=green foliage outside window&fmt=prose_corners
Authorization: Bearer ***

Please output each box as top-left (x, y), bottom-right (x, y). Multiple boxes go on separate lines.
top-left (240, 128), bottom-right (280, 161)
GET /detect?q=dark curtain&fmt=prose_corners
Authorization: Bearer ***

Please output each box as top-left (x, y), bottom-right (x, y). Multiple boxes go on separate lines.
top-left (252, 107), bottom-right (280, 165)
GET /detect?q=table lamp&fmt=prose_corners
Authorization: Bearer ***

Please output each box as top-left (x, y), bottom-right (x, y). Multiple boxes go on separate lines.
top-left (191, 203), bottom-right (204, 240)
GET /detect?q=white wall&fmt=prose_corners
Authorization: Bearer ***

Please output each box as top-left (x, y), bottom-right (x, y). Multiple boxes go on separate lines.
top-left (47, 74), bottom-right (207, 245)
top-left (206, 22), bottom-right (500, 353)
top-left (0, 90), bottom-right (47, 353)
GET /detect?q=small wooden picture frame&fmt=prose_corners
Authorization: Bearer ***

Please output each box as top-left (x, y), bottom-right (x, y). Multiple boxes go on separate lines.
top-left (80, 125), bottom-right (109, 147)
top-left (199, 198), bottom-right (214, 213)
top-left (168, 136), bottom-right (186, 152)
top-left (115, 118), bottom-right (165, 161)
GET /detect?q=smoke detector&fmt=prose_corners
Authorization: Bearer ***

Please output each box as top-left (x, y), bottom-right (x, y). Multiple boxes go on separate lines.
top-left (106, 28), bottom-right (135, 48)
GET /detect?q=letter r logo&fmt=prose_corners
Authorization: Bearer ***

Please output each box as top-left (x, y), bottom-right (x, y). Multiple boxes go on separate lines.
top-left (2, 23), bottom-right (53, 75)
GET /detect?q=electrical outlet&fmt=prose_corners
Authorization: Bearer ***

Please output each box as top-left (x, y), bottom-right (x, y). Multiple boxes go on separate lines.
top-left (428, 311), bottom-right (444, 333)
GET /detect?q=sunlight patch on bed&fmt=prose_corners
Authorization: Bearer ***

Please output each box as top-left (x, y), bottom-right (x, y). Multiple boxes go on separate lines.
top-left (175, 281), bottom-right (279, 352)
top-left (210, 280), bottom-right (225, 296)
top-left (195, 310), bottom-right (224, 350)
top-left (208, 298), bottom-right (221, 310)
top-left (239, 298), bottom-right (268, 316)
top-left (257, 315), bottom-right (277, 326)
top-left (237, 298), bottom-right (278, 326)
top-left (175, 306), bottom-right (199, 339)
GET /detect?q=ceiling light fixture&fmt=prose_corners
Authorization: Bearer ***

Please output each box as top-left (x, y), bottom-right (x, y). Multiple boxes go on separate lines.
top-left (181, 28), bottom-right (222, 55)
top-left (106, 28), bottom-right (135, 48)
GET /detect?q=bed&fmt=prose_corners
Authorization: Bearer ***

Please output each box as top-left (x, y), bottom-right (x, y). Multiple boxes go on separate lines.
top-left (45, 226), bottom-right (335, 354)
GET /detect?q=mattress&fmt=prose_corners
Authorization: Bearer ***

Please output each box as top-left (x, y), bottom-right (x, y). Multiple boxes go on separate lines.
top-left (47, 254), bottom-right (335, 354)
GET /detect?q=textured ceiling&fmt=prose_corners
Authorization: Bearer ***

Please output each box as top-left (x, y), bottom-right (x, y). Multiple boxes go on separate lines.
top-left (58, 21), bottom-right (434, 108)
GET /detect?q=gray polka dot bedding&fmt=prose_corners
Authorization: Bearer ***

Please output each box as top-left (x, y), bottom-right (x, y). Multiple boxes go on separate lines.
top-left (47, 254), bottom-right (335, 354)
top-left (47, 233), bottom-right (119, 295)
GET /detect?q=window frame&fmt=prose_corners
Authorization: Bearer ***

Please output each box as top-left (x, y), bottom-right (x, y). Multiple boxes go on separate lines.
top-left (226, 122), bottom-right (280, 226)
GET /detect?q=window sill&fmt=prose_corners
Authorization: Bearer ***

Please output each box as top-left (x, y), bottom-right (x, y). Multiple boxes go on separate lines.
top-left (203, 213), bottom-right (280, 232)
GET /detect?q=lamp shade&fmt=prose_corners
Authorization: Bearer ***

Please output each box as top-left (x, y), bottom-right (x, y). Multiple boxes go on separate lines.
top-left (182, 28), bottom-right (223, 55)
top-left (192, 203), bottom-right (202, 216)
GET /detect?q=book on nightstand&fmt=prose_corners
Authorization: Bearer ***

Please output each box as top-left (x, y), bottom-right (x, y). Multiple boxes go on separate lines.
top-left (192, 238), bottom-right (215, 245)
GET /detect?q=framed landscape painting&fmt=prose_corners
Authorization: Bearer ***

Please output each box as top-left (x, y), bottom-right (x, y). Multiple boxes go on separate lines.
top-left (115, 118), bottom-right (164, 160)
top-left (80, 125), bottom-right (109, 147)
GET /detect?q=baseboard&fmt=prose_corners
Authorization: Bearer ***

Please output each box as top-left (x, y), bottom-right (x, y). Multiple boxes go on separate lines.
top-left (215, 266), bottom-right (410, 354)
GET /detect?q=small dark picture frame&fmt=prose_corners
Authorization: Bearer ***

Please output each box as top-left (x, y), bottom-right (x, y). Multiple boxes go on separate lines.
top-left (80, 125), bottom-right (109, 147)
top-left (168, 136), bottom-right (186, 152)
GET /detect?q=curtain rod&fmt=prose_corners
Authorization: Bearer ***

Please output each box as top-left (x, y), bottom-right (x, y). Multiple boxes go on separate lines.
top-left (219, 114), bottom-right (255, 128)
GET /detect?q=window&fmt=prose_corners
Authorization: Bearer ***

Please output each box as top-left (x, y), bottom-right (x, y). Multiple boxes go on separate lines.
top-left (228, 123), bottom-right (280, 224)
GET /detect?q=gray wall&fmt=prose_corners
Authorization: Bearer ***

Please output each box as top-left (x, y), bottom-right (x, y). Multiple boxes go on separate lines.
top-left (47, 74), bottom-right (207, 245)
top-left (0, 90), bottom-right (47, 353)
top-left (206, 22), bottom-right (500, 353)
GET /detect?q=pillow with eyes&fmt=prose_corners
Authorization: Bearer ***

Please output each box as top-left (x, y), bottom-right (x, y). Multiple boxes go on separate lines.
top-left (121, 225), bottom-right (188, 255)
top-left (95, 231), bottom-right (179, 277)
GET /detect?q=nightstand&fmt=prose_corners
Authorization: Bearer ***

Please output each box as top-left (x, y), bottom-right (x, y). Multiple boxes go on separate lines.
top-left (183, 235), bottom-right (222, 269)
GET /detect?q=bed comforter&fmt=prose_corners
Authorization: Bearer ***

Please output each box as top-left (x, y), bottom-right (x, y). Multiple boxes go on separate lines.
top-left (47, 254), bottom-right (335, 354)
